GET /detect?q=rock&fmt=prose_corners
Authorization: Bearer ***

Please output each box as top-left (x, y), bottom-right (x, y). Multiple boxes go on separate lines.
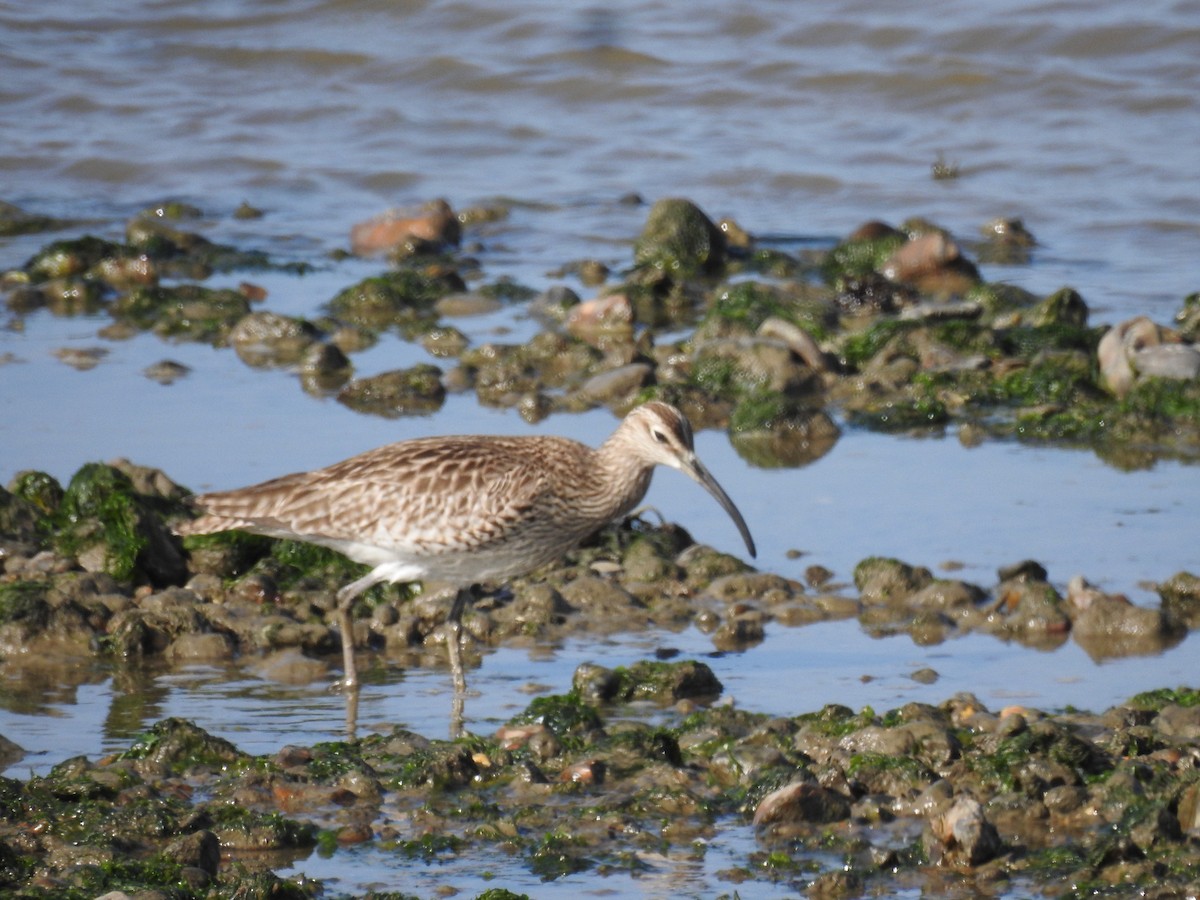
top-left (163, 830), bottom-right (220, 877)
top-left (252, 649), bottom-right (330, 685)
top-left (575, 362), bottom-right (653, 406)
top-left (54, 346), bottom-right (108, 370)
top-left (701, 338), bottom-right (824, 402)
top-left (1067, 575), bottom-right (1185, 660)
top-left (633, 197), bottom-right (725, 276)
top-left (55, 462), bottom-right (188, 585)
top-left (420, 325), bottom-right (469, 359)
top-left (879, 232), bottom-right (980, 295)
top-left (1157, 571), bottom-right (1200, 628)
top-left (753, 780), bottom-right (852, 826)
top-left (757, 316), bottom-right (834, 373)
top-left (576, 660), bottom-right (722, 704)
top-left (326, 268), bottom-right (462, 330)
top-left (711, 610), bottom-right (766, 650)
top-left (729, 398), bottom-right (840, 468)
top-left (299, 341), bottom-right (352, 393)
top-left (1154, 704), bottom-right (1200, 740)
top-left (143, 359), bottom-right (191, 384)
top-left (705, 572), bottom-right (797, 605)
top-left (528, 284), bottom-right (581, 324)
top-left (434, 292), bottom-right (502, 317)
top-left (925, 795), bottom-right (1002, 866)
top-left (0, 732), bottom-right (24, 769)
top-left (1030, 287), bottom-right (1088, 327)
top-left (336, 364), bottom-right (445, 417)
top-left (997, 559), bottom-right (1047, 582)
top-left (565, 293), bottom-right (634, 348)
top-left (165, 631), bottom-right (235, 663)
top-left (229, 311), bottom-right (320, 367)
top-left (898, 300), bottom-right (983, 322)
top-left (559, 576), bottom-right (645, 624)
top-left (977, 217), bottom-right (1036, 264)
top-left (1178, 783), bottom-right (1200, 833)
top-left (349, 199), bottom-right (460, 255)
top-left (1133, 342), bottom-right (1200, 380)
top-left (1099, 315), bottom-right (1198, 398)
top-left (906, 579), bottom-right (988, 618)
top-left (853, 557), bottom-right (933, 606)
top-left (985, 576), bottom-right (1070, 646)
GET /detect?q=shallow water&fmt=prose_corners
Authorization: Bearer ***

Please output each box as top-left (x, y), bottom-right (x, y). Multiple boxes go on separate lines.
top-left (2, 0), bottom-right (1199, 895)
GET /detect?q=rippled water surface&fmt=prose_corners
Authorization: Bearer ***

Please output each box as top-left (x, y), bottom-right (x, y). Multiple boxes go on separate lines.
top-left (2, 1), bottom-right (1199, 895)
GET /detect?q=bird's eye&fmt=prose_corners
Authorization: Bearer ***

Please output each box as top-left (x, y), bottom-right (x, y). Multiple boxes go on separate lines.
top-left (652, 429), bottom-right (669, 444)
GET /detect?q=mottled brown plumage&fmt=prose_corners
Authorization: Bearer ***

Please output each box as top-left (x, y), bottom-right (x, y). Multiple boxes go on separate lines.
top-left (177, 402), bottom-right (755, 691)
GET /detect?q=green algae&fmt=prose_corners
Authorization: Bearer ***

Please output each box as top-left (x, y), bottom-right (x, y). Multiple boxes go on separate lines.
top-left (24, 235), bottom-right (127, 280)
top-left (327, 268), bottom-right (463, 333)
top-left (53, 462), bottom-right (188, 585)
top-left (120, 717), bottom-right (247, 773)
top-left (837, 319), bottom-right (913, 368)
top-left (112, 284), bottom-right (252, 342)
top-left (57, 464), bottom-right (149, 581)
top-left (633, 197), bottom-right (726, 278)
top-left (703, 280), bottom-right (832, 340)
top-left (1127, 687), bottom-right (1200, 711)
top-left (512, 691), bottom-right (603, 745)
top-left (527, 829), bottom-right (595, 880)
top-left (820, 231), bottom-right (906, 284)
top-left (603, 660), bottom-right (723, 705)
top-left (8, 469), bottom-right (64, 518)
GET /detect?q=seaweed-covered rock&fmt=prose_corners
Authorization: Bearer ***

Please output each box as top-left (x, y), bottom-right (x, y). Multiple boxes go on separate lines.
top-left (1157, 571), bottom-right (1200, 628)
top-left (853, 557), bottom-right (934, 605)
top-left (634, 197), bottom-right (725, 277)
top-left (326, 266), bottom-right (464, 333)
top-left (55, 462), bottom-right (188, 585)
top-left (1066, 575), bottom-right (1186, 660)
top-left (336, 364), bottom-right (445, 417)
top-left (229, 311), bottom-right (322, 367)
top-left (112, 283), bottom-right (252, 343)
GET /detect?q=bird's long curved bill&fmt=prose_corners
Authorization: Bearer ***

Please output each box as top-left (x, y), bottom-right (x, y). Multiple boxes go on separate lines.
top-left (684, 456), bottom-right (757, 558)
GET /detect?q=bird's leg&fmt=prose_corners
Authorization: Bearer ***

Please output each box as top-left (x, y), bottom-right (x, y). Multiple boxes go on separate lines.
top-left (335, 569), bottom-right (387, 691)
top-left (445, 586), bottom-right (473, 695)
top-left (344, 681), bottom-right (360, 742)
top-left (335, 585), bottom-right (360, 691)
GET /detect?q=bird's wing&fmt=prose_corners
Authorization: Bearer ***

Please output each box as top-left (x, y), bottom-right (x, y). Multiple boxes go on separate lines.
top-left (184, 436), bottom-right (578, 555)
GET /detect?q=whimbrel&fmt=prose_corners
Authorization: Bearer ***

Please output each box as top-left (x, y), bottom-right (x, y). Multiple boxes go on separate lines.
top-left (176, 401), bottom-right (756, 694)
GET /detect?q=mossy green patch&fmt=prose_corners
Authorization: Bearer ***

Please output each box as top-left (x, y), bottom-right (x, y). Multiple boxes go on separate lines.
top-left (1127, 686), bottom-right (1200, 711)
top-left (120, 717), bottom-right (247, 773)
top-left (112, 284), bottom-right (252, 342)
top-left (388, 832), bottom-right (464, 861)
top-left (205, 804), bottom-right (318, 847)
top-left (845, 393), bottom-right (949, 431)
top-left (703, 280), bottom-right (831, 340)
top-left (837, 319), bottom-right (913, 369)
top-left (8, 469), bottom-right (64, 517)
top-left (24, 235), bottom-right (126, 280)
top-left (633, 197), bottom-right (725, 278)
top-left (512, 691), bottom-right (603, 747)
top-left (794, 704), bottom-right (877, 739)
top-left (820, 232), bottom-right (906, 284)
top-left (57, 463), bottom-right (147, 581)
top-left (527, 829), bottom-right (594, 880)
top-left (0, 581), bottom-right (49, 628)
top-left (327, 268), bottom-right (462, 333)
top-left (605, 660), bottom-right (722, 705)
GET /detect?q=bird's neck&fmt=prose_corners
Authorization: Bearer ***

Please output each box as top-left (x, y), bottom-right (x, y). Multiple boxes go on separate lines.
top-left (591, 435), bottom-right (656, 521)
